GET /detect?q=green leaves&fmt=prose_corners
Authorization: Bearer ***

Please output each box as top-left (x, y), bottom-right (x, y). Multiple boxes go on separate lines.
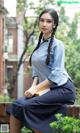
top-left (16, 0), bottom-right (27, 14)
top-left (21, 127), bottom-right (32, 133)
top-left (50, 113), bottom-right (80, 133)
top-left (0, 95), bottom-right (13, 103)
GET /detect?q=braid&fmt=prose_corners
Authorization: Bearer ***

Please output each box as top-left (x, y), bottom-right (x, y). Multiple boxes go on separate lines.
top-left (46, 29), bottom-right (56, 65)
top-left (29, 32), bottom-right (43, 65)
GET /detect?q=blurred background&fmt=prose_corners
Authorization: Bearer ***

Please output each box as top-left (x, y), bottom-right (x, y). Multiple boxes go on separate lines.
top-left (0, 0), bottom-right (80, 104)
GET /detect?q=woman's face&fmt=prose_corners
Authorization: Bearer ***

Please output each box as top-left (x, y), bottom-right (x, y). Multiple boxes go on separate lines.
top-left (39, 13), bottom-right (55, 37)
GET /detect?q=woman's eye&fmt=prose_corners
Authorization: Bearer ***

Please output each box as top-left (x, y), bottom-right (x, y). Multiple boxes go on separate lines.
top-left (47, 20), bottom-right (52, 23)
top-left (40, 19), bottom-right (44, 22)
top-left (40, 19), bottom-right (52, 23)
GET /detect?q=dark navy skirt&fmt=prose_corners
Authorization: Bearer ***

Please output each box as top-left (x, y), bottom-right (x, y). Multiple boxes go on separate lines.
top-left (6, 79), bottom-right (76, 133)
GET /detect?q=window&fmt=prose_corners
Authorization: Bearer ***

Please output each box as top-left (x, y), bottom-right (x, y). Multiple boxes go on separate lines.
top-left (7, 32), bottom-right (13, 53)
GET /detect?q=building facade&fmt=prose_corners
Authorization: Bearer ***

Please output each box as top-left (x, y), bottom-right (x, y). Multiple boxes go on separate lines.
top-left (0, 0), bottom-right (32, 99)
top-left (0, 0), bottom-right (5, 94)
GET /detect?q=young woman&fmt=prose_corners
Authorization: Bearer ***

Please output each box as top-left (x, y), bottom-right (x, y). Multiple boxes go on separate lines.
top-left (6, 8), bottom-right (76, 133)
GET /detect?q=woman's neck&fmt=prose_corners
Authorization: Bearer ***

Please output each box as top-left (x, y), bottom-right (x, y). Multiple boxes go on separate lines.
top-left (43, 33), bottom-right (51, 40)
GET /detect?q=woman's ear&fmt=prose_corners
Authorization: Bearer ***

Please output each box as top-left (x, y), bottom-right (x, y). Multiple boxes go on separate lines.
top-left (53, 25), bottom-right (56, 28)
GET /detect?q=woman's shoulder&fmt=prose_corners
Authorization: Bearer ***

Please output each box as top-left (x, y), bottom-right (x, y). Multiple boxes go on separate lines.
top-left (52, 38), bottom-right (64, 48)
top-left (54, 38), bottom-right (64, 45)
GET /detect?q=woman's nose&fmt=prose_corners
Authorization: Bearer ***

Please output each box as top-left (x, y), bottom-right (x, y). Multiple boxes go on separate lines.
top-left (43, 21), bottom-right (47, 26)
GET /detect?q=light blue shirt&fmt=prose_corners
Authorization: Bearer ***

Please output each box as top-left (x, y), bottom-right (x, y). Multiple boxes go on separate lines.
top-left (31, 37), bottom-right (70, 86)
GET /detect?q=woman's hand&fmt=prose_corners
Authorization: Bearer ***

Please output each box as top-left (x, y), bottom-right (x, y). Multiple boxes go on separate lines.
top-left (24, 86), bottom-right (38, 98)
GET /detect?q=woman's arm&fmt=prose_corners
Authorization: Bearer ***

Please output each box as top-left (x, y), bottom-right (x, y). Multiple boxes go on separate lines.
top-left (36, 79), bottom-right (52, 91)
top-left (24, 77), bottom-right (38, 97)
top-left (31, 77), bottom-right (39, 87)
top-left (24, 79), bottom-right (52, 97)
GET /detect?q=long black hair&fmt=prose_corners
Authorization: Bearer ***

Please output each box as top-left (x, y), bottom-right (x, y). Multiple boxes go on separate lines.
top-left (29, 8), bottom-right (59, 65)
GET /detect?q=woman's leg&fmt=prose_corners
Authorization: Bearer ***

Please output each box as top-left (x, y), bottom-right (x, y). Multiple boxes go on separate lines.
top-left (10, 115), bottom-right (42, 133)
top-left (10, 115), bottom-right (22, 133)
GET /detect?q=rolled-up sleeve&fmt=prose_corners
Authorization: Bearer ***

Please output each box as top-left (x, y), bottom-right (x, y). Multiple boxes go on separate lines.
top-left (48, 42), bottom-right (65, 85)
top-left (32, 65), bottom-right (38, 78)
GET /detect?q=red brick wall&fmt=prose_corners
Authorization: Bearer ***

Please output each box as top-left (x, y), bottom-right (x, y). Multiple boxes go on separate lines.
top-left (0, 15), bottom-right (4, 93)
top-left (6, 27), bottom-right (18, 98)
top-left (6, 61), bottom-right (17, 98)
top-left (24, 61), bottom-right (33, 92)
top-left (8, 28), bottom-right (17, 55)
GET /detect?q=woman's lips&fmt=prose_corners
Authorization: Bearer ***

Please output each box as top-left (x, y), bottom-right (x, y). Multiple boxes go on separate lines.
top-left (41, 28), bottom-right (47, 31)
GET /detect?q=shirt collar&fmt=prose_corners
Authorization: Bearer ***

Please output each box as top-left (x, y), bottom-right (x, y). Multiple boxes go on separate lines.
top-left (41, 36), bottom-right (51, 43)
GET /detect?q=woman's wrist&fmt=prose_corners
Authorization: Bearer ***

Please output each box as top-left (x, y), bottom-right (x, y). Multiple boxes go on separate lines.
top-left (31, 85), bottom-right (38, 93)
top-left (32, 77), bottom-right (38, 86)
